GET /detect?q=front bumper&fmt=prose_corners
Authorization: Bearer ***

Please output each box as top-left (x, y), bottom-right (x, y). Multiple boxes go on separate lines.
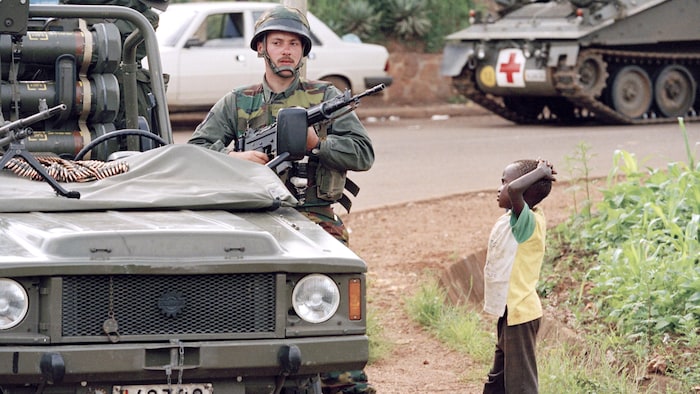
top-left (365, 76), bottom-right (393, 88)
top-left (0, 335), bottom-right (368, 385)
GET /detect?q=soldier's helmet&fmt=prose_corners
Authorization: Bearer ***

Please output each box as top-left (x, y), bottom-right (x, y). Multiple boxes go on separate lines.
top-left (139, 0), bottom-right (169, 11)
top-left (250, 5), bottom-right (312, 57)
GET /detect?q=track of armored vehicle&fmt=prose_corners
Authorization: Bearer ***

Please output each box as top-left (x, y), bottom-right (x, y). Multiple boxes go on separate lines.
top-left (453, 49), bottom-right (700, 125)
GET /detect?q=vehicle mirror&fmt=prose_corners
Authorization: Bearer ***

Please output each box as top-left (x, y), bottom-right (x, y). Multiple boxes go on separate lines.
top-left (184, 38), bottom-right (205, 48)
top-left (276, 107), bottom-right (307, 162)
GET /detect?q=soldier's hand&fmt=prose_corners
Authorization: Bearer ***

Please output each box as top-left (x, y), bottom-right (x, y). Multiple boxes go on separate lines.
top-left (306, 126), bottom-right (320, 151)
top-left (228, 150), bottom-right (269, 165)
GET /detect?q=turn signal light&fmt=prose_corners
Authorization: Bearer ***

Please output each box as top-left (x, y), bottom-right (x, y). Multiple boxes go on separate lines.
top-left (348, 278), bottom-right (362, 320)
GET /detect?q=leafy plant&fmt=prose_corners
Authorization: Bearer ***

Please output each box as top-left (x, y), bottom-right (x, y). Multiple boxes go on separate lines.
top-left (380, 0), bottom-right (432, 40)
top-left (541, 121), bottom-right (700, 390)
top-left (336, 1), bottom-right (382, 41)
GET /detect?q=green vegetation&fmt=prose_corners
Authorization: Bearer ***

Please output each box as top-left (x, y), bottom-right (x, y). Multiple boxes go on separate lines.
top-left (367, 308), bottom-right (393, 364)
top-left (257, 0), bottom-right (475, 53)
top-left (543, 122), bottom-right (700, 391)
top-left (406, 122), bottom-right (700, 391)
top-left (405, 275), bottom-right (493, 364)
top-left (311, 0), bottom-right (474, 52)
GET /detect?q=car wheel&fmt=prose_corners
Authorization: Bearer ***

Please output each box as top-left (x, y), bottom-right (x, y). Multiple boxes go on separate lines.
top-left (322, 76), bottom-right (351, 93)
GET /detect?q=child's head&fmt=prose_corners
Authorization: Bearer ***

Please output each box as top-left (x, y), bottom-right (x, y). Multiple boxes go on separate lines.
top-left (501, 159), bottom-right (553, 208)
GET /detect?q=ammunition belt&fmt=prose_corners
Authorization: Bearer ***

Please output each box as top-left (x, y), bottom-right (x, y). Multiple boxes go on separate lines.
top-left (3, 153), bottom-right (129, 182)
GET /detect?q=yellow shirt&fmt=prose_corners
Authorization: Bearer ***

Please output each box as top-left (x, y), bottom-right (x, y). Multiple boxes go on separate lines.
top-left (483, 205), bottom-right (545, 325)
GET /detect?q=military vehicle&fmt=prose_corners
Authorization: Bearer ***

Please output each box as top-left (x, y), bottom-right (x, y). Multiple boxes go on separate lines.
top-left (0, 2), bottom-right (368, 393)
top-left (441, 0), bottom-right (700, 125)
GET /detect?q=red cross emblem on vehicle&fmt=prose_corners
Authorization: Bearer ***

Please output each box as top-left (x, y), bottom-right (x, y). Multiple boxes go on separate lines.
top-left (496, 49), bottom-right (525, 87)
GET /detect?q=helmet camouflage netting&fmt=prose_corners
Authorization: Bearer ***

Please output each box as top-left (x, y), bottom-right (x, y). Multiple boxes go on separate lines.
top-left (250, 5), bottom-right (312, 56)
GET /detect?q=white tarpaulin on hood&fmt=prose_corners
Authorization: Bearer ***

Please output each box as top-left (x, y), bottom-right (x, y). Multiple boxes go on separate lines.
top-left (0, 144), bottom-right (298, 212)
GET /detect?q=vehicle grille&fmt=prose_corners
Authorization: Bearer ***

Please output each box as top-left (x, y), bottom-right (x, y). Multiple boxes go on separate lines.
top-left (61, 274), bottom-right (277, 338)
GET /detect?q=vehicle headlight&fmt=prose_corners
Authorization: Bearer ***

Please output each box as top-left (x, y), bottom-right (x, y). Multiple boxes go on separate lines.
top-left (0, 278), bottom-right (29, 330)
top-left (292, 274), bottom-right (340, 323)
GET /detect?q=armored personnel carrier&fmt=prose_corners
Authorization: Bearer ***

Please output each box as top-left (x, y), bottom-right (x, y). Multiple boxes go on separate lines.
top-left (441, 0), bottom-right (700, 125)
top-left (0, 2), bottom-right (368, 393)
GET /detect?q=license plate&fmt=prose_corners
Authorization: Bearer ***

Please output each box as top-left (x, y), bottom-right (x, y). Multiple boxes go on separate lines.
top-left (113, 383), bottom-right (213, 394)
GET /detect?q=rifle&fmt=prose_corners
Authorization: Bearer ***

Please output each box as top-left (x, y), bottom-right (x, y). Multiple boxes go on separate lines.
top-left (0, 104), bottom-right (68, 145)
top-left (236, 83), bottom-right (386, 169)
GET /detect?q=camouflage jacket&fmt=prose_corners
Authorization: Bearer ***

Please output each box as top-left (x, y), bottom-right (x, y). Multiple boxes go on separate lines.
top-left (188, 76), bottom-right (374, 207)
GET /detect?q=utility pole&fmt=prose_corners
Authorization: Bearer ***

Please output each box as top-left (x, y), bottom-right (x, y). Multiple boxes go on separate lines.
top-left (281, 0), bottom-right (307, 13)
top-left (281, 0), bottom-right (308, 78)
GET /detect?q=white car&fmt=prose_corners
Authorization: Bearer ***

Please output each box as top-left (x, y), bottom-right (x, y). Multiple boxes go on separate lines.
top-left (153, 1), bottom-right (393, 111)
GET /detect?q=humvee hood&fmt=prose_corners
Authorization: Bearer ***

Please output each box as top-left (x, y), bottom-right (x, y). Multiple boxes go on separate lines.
top-left (0, 144), bottom-right (364, 271)
top-left (0, 144), bottom-right (297, 212)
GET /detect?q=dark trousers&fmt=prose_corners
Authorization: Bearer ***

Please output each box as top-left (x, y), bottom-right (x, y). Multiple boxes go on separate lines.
top-left (483, 309), bottom-right (541, 394)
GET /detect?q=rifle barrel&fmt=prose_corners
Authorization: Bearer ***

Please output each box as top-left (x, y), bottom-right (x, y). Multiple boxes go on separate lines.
top-left (356, 84), bottom-right (386, 99)
top-left (0, 104), bottom-right (68, 136)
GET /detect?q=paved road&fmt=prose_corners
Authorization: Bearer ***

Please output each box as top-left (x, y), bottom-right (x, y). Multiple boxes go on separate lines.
top-left (174, 114), bottom-right (700, 212)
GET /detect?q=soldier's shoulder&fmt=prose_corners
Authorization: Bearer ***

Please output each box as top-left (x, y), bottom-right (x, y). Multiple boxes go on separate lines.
top-left (233, 83), bottom-right (264, 97)
top-left (301, 79), bottom-right (334, 94)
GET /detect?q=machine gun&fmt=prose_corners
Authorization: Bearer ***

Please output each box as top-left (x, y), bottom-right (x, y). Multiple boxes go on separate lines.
top-left (237, 83), bottom-right (386, 169)
top-left (0, 104), bottom-right (80, 199)
top-left (0, 104), bottom-right (67, 142)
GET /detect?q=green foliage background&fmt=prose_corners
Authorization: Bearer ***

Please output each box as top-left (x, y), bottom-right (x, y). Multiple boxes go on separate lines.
top-left (309, 0), bottom-right (475, 52)
top-left (542, 124), bottom-right (700, 390)
top-left (566, 147), bottom-right (700, 345)
top-left (204, 0), bottom-right (476, 53)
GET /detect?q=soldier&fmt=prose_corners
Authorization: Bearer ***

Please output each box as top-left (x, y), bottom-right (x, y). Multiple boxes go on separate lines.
top-left (188, 5), bottom-right (374, 247)
top-left (187, 5), bottom-right (375, 393)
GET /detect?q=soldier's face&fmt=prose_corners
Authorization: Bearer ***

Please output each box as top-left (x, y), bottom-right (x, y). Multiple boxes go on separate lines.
top-left (260, 31), bottom-right (303, 77)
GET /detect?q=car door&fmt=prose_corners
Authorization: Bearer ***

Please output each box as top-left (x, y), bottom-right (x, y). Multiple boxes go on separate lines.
top-left (175, 10), bottom-right (261, 106)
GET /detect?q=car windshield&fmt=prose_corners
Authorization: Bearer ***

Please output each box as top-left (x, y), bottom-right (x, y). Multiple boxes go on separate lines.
top-left (156, 8), bottom-right (197, 47)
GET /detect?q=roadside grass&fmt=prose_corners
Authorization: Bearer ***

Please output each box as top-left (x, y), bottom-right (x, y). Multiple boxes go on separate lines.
top-left (404, 275), bottom-right (493, 364)
top-left (366, 307), bottom-right (392, 364)
top-left (405, 121), bottom-right (700, 392)
top-left (403, 274), bottom-right (649, 392)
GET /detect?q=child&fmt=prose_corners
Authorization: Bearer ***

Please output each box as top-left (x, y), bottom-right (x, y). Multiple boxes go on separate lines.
top-left (482, 159), bottom-right (556, 394)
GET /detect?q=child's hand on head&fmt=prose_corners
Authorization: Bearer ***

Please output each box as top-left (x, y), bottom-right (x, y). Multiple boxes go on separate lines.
top-left (537, 159), bottom-right (557, 181)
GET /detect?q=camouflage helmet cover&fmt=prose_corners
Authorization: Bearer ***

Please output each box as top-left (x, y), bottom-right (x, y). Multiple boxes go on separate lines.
top-left (251, 5), bottom-right (312, 56)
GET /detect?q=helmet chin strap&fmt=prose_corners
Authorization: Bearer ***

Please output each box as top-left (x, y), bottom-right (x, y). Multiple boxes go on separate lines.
top-left (260, 36), bottom-right (305, 79)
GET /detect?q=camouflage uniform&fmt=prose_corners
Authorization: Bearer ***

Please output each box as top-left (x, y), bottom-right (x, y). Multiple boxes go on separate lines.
top-left (188, 75), bottom-right (374, 244)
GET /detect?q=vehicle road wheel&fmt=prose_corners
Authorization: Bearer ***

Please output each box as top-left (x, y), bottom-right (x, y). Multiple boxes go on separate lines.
top-left (322, 76), bottom-right (351, 93)
top-left (503, 96), bottom-right (546, 122)
top-left (576, 52), bottom-right (607, 98)
top-left (610, 65), bottom-right (652, 119)
top-left (654, 65), bottom-right (696, 118)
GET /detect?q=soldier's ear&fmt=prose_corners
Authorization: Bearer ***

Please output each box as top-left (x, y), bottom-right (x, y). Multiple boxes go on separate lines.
top-left (256, 37), bottom-right (265, 57)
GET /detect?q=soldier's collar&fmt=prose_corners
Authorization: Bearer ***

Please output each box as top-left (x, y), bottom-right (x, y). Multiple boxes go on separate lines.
top-left (262, 75), bottom-right (302, 102)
